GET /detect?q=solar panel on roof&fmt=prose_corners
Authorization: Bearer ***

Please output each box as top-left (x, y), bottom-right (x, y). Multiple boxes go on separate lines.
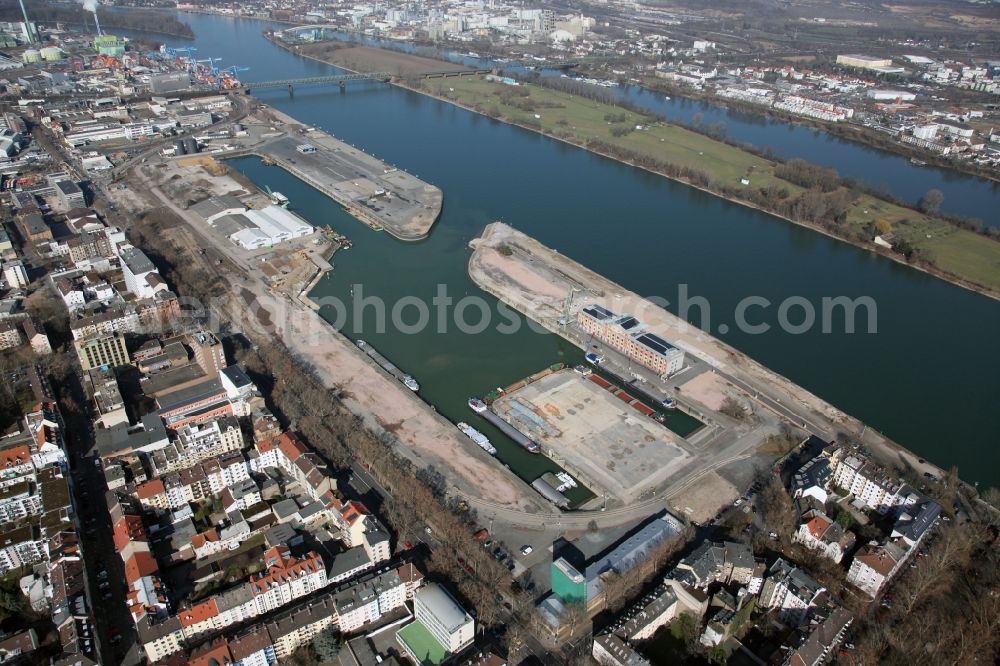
top-left (636, 333), bottom-right (670, 355)
top-left (644, 333), bottom-right (673, 349)
top-left (618, 316), bottom-right (640, 330)
top-left (583, 305), bottom-right (614, 320)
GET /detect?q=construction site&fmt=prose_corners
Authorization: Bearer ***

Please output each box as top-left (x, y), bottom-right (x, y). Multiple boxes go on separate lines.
top-left (147, 154), bottom-right (340, 302)
top-left (491, 367), bottom-right (693, 506)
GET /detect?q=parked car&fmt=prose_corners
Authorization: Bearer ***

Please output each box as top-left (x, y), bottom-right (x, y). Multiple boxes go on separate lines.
top-left (520, 545), bottom-right (533, 556)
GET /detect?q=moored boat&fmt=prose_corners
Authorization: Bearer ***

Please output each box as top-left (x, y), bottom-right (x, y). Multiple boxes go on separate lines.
top-left (457, 422), bottom-right (497, 455)
top-left (468, 398), bottom-right (488, 413)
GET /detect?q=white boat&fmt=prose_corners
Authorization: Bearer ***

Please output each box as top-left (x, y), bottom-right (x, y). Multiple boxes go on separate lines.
top-left (403, 376), bottom-right (420, 392)
top-left (269, 191), bottom-right (289, 207)
top-left (457, 422), bottom-right (497, 455)
top-left (555, 471), bottom-right (578, 490)
top-left (468, 398), bottom-right (488, 413)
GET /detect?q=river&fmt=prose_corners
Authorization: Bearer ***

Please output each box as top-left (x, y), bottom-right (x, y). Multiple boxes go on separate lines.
top-left (120, 13), bottom-right (1000, 490)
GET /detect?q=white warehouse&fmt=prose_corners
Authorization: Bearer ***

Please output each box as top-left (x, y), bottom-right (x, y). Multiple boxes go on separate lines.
top-left (228, 206), bottom-right (314, 250)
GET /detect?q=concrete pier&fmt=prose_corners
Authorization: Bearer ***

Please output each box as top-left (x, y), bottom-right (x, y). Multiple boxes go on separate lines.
top-left (226, 106), bottom-right (442, 241)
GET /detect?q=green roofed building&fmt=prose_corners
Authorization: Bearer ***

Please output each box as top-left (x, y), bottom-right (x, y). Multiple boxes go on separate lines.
top-left (397, 583), bottom-right (474, 665)
top-left (552, 557), bottom-right (586, 604)
top-left (397, 621), bottom-right (448, 666)
top-left (94, 34), bottom-right (125, 57)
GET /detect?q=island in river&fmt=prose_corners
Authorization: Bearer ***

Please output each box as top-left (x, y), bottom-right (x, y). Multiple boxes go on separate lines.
top-left (268, 35), bottom-right (1000, 300)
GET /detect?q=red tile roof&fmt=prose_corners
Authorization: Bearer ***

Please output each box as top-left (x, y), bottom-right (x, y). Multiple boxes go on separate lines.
top-left (113, 515), bottom-right (148, 551)
top-left (179, 598), bottom-right (219, 628)
top-left (135, 478), bottom-right (165, 500)
top-left (805, 514), bottom-right (832, 541)
top-left (124, 551), bottom-right (159, 585)
top-left (0, 445), bottom-right (30, 469)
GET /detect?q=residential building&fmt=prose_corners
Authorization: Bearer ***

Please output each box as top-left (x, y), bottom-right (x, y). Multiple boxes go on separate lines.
top-left (846, 541), bottom-right (904, 598)
top-left (793, 510), bottom-right (855, 564)
top-left (119, 246), bottom-right (159, 298)
top-left (778, 605), bottom-right (853, 666)
top-left (264, 592), bottom-right (337, 660)
top-left (2, 260), bottom-right (27, 288)
top-left (54, 179), bottom-right (85, 209)
top-left (333, 568), bottom-right (407, 634)
top-left (609, 579), bottom-right (708, 641)
top-left (592, 633), bottom-right (651, 666)
top-left (22, 319), bottom-right (51, 355)
top-left (671, 541), bottom-right (755, 590)
top-left (0, 319), bottom-right (22, 350)
top-left (73, 332), bottom-right (129, 370)
top-left (759, 559), bottom-right (825, 627)
top-left (828, 447), bottom-right (904, 513)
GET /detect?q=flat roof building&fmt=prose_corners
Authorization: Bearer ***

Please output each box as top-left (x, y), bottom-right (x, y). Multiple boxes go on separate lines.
top-left (836, 54), bottom-right (893, 70)
top-left (73, 332), bottom-right (129, 371)
top-left (402, 583), bottom-right (474, 662)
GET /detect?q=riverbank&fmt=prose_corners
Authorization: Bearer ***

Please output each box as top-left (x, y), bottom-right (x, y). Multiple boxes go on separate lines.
top-left (632, 74), bottom-right (1000, 187)
top-left (469, 222), bottom-right (953, 502)
top-left (296, 42), bottom-right (470, 78)
top-left (402, 75), bottom-right (1000, 300)
top-left (260, 35), bottom-right (1000, 298)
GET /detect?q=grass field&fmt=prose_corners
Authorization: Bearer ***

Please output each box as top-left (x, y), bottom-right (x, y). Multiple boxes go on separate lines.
top-left (428, 77), bottom-right (786, 190)
top-left (421, 76), bottom-right (1000, 295)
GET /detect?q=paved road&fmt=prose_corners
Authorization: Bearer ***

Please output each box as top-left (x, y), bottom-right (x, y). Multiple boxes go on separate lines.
top-left (50, 367), bottom-right (140, 666)
top-left (109, 93), bottom-right (251, 180)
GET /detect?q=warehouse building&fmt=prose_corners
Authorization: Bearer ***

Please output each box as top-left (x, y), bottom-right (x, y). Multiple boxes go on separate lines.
top-left (228, 206), bottom-right (313, 250)
top-left (836, 54), bottom-right (893, 70)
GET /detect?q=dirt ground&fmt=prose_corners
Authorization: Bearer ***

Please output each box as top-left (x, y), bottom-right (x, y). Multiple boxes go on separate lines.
top-left (298, 43), bottom-right (470, 77)
top-left (492, 369), bottom-right (691, 504)
top-left (678, 372), bottom-right (731, 412)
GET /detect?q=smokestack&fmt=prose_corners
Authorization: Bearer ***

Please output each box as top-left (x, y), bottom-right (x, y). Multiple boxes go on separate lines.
top-left (94, 11), bottom-right (103, 36)
top-left (17, 0), bottom-right (35, 43)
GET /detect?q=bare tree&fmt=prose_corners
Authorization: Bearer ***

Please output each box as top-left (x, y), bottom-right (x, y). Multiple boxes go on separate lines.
top-left (919, 188), bottom-right (944, 214)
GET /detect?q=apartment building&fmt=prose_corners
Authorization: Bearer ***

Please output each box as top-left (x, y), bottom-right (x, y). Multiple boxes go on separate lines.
top-left (828, 448), bottom-right (904, 514)
top-left (333, 568), bottom-right (408, 634)
top-left (249, 547), bottom-right (328, 615)
top-left (793, 510), bottom-right (855, 564)
top-left (759, 559), bottom-right (825, 627)
top-left (73, 331), bottom-right (129, 370)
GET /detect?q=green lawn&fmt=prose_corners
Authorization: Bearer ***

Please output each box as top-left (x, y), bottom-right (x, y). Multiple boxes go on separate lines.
top-left (421, 76), bottom-right (1000, 295)
top-left (397, 621), bottom-right (448, 666)
top-left (917, 227), bottom-right (1000, 291)
top-left (429, 77), bottom-right (784, 189)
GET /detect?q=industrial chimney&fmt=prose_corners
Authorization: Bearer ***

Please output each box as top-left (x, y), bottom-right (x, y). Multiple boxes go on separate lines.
top-left (17, 0), bottom-right (35, 43)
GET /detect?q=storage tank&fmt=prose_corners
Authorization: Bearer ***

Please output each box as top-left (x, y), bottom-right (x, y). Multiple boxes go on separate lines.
top-left (173, 140), bottom-right (186, 156)
top-left (183, 137), bottom-right (199, 154)
top-left (40, 46), bottom-right (63, 61)
top-left (21, 49), bottom-right (40, 64)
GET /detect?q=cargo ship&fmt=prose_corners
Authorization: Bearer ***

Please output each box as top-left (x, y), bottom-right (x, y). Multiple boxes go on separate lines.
top-left (355, 340), bottom-right (419, 392)
top-left (468, 397), bottom-right (541, 453)
top-left (457, 422), bottom-right (496, 455)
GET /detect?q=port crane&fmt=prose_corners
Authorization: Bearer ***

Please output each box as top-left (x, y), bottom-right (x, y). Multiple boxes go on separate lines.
top-left (161, 46), bottom-right (198, 59)
top-left (194, 57), bottom-right (223, 75)
top-left (220, 65), bottom-right (250, 77)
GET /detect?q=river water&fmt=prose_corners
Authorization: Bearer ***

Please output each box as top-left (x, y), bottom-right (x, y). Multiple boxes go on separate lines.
top-left (122, 13), bottom-right (1000, 490)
